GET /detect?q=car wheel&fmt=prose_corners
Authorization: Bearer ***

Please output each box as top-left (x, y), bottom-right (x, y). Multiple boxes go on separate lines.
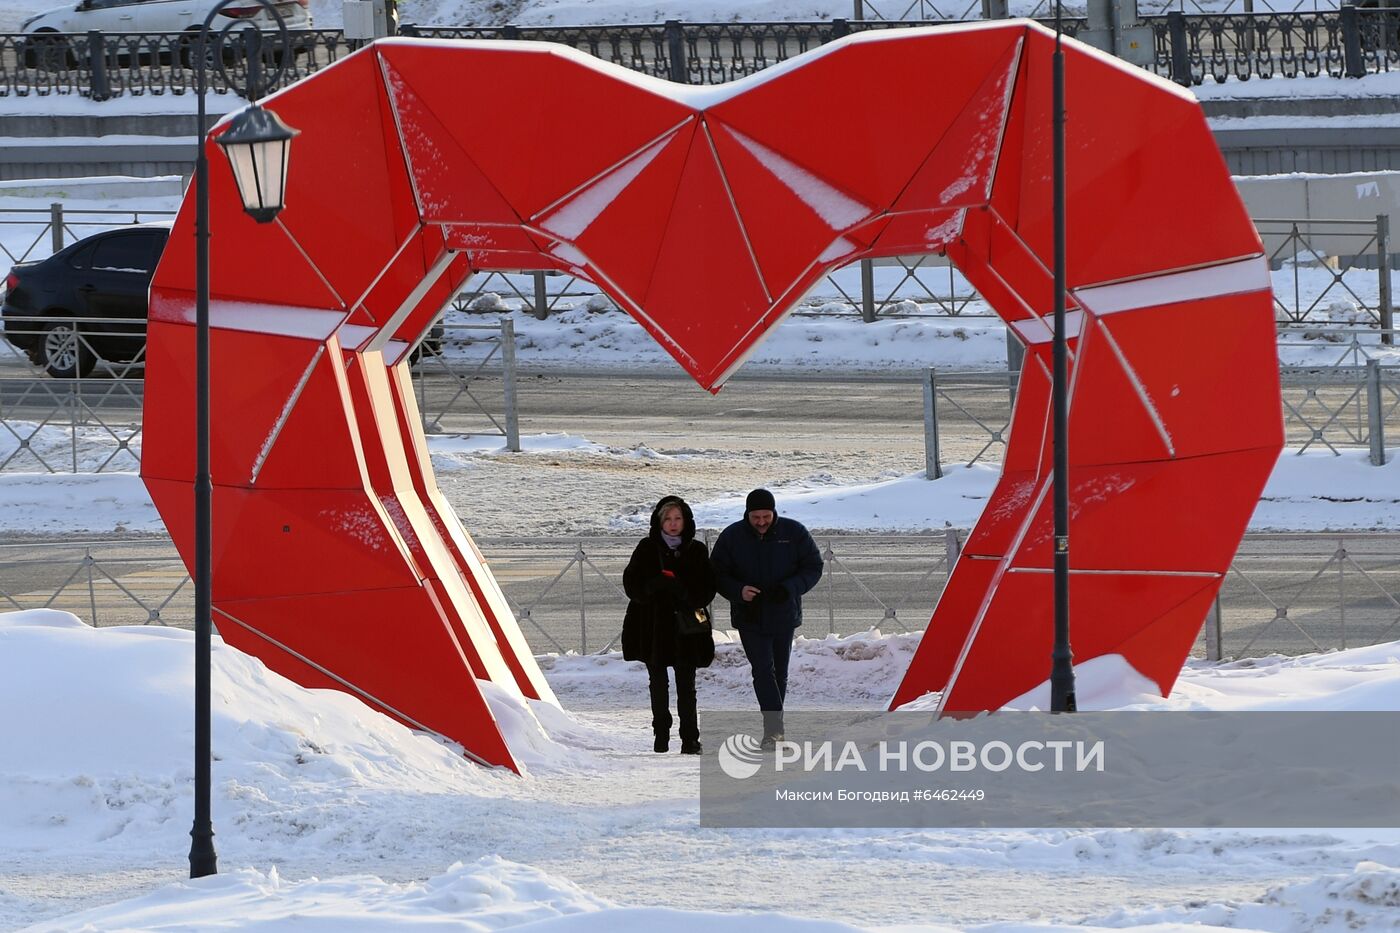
top-left (179, 32), bottom-right (224, 71)
top-left (41, 321), bottom-right (95, 379)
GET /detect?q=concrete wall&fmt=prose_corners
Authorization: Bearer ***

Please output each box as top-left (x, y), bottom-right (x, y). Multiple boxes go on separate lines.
top-left (1234, 171), bottom-right (1400, 263)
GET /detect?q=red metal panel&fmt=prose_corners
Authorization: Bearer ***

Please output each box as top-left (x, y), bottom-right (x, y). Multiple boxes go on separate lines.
top-left (707, 117), bottom-right (874, 299)
top-left (1009, 31), bottom-right (1262, 288)
top-left (537, 121), bottom-right (696, 307)
top-left (889, 556), bottom-right (1001, 707)
top-left (642, 124), bottom-right (774, 385)
top-left (379, 58), bottom-right (522, 227)
top-left (210, 488), bottom-right (421, 601)
top-left (1065, 317), bottom-right (1179, 467)
top-left (939, 572), bottom-right (1220, 713)
top-left (1089, 291), bottom-right (1283, 458)
top-left (892, 36), bottom-right (1022, 214)
top-left (386, 364), bottom-right (557, 704)
top-left (271, 49), bottom-right (420, 315)
top-left (340, 352), bottom-right (523, 692)
top-left (1013, 449), bottom-right (1279, 575)
top-left (152, 141), bottom-right (344, 311)
top-left (377, 42), bottom-right (694, 219)
top-left (707, 26), bottom-right (1027, 209)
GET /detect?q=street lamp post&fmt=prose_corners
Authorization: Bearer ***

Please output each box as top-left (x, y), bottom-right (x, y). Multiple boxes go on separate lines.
top-left (1049, 0), bottom-right (1077, 714)
top-left (190, 1), bottom-right (299, 879)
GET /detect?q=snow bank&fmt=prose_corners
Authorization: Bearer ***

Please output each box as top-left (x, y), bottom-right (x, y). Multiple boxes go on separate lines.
top-left (0, 609), bottom-right (588, 855)
top-left (7, 604), bottom-right (1400, 930)
top-left (1085, 860), bottom-right (1400, 933)
top-left (22, 855), bottom-right (894, 932)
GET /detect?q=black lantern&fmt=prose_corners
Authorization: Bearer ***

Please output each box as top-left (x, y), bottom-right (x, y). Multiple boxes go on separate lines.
top-left (215, 104), bottom-right (299, 224)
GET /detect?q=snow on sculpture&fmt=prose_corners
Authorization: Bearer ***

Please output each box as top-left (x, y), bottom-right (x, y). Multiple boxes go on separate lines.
top-left (142, 23), bottom-right (1282, 767)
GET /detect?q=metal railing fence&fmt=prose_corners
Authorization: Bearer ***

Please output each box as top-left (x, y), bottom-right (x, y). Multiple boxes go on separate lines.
top-left (0, 349), bottom-right (1392, 475)
top-left (922, 363), bottom-right (1397, 475)
top-left (3, 531), bottom-right (1394, 663)
top-left (7, 207), bottom-right (1398, 330)
top-left (0, 316), bottom-right (519, 471)
top-left (410, 320), bottom-right (520, 449)
top-left (0, 317), bottom-right (145, 473)
top-left (1260, 217), bottom-right (1396, 337)
top-left (0, 205), bottom-right (178, 267)
top-left (9, 7), bottom-right (1399, 99)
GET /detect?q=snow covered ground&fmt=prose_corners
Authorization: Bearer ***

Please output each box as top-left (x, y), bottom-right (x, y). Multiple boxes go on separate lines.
top-left (3, 607), bottom-right (1400, 931)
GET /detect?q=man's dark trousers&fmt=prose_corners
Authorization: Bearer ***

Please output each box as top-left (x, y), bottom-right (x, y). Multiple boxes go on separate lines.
top-left (739, 627), bottom-right (794, 733)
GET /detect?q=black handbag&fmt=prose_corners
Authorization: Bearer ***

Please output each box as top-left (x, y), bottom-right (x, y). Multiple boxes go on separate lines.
top-left (675, 604), bottom-right (712, 637)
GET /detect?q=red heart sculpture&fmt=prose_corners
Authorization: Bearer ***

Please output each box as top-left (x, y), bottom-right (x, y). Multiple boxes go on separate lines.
top-left (144, 23), bottom-right (1282, 767)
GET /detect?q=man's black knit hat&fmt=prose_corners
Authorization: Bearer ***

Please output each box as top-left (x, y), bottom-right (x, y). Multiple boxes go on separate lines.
top-left (745, 488), bottom-right (777, 516)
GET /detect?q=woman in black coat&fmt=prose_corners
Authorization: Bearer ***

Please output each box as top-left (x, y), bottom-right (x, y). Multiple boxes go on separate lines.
top-left (621, 495), bottom-right (717, 754)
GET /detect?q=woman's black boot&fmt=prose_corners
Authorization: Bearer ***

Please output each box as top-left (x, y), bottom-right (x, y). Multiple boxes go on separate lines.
top-left (654, 732), bottom-right (669, 753)
top-left (680, 739), bottom-right (702, 755)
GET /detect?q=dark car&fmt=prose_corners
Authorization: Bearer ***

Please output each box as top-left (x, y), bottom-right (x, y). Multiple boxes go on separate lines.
top-left (2, 224), bottom-right (169, 378)
top-left (2, 222), bottom-right (444, 378)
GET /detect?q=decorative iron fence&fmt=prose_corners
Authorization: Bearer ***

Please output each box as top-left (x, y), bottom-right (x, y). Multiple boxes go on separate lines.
top-left (0, 28), bottom-right (349, 99)
top-left (24, 7), bottom-right (1400, 101)
top-left (3, 531), bottom-right (1395, 662)
top-left (1151, 5), bottom-right (1400, 83)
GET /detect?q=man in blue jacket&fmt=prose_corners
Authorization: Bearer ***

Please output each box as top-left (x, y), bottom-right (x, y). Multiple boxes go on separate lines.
top-left (711, 488), bottom-right (824, 746)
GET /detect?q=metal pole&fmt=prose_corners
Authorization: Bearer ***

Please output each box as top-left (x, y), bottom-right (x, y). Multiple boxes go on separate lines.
top-left (1367, 358), bottom-right (1387, 466)
top-left (50, 202), bottom-right (63, 254)
top-left (577, 543), bottom-right (588, 653)
top-left (70, 377), bottom-right (78, 472)
top-left (1206, 594), bottom-right (1222, 662)
top-left (852, 0), bottom-right (863, 21)
top-left (86, 547), bottom-right (98, 627)
top-left (1378, 214), bottom-right (1393, 347)
top-left (1049, 3), bottom-right (1077, 714)
top-left (190, 13), bottom-right (217, 879)
top-left (501, 316), bottom-right (521, 452)
top-left (859, 259), bottom-right (876, 323)
top-left (824, 542), bottom-right (835, 635)
top-left (923, 367), bottom-right (943, 479)
top-left (665, 19), bottom-right (688, 84)
top-left (532, 270), bottom-right (548, 321)
top-left (1338, 537), bottom-right (1347, 650)
top-left (86, 30), bottom-right (111, 101)
top-left (1341, 3), bottom-right (1366, 80)
top-left (1166, 11), bottom-right (1192, 87)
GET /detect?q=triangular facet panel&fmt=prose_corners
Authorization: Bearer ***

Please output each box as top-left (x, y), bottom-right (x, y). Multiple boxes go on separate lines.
top-left (709, 117), bottom-right (875, 298)
top-left (893, 36), bottom-right (1022, 213)
top-left (538, 122), bottom-right (696, 306)
top-left (381, 59), bottom-right (521, 226)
